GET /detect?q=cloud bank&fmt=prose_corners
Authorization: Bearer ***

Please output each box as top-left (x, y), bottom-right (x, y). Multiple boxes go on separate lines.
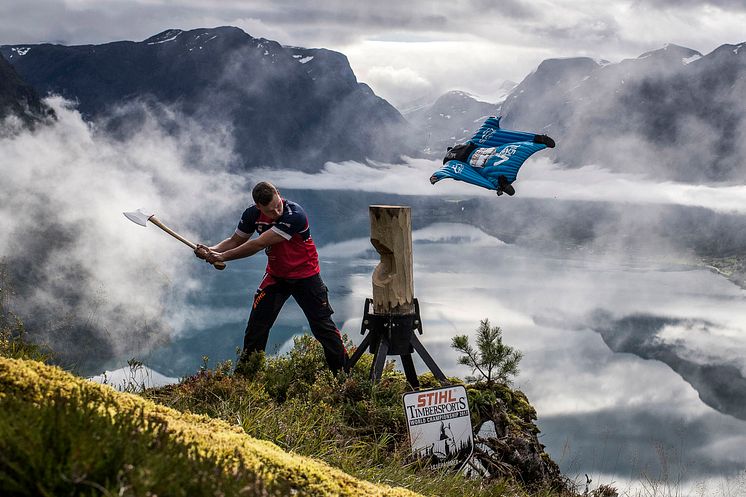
top-left (256, 157), bottom-right (746, 215)
top-left (0, 97), bottom-right (248, 373)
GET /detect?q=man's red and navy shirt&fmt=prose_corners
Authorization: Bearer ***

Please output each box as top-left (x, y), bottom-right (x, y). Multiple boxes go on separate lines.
top-left (235, 199), bottom-right (320, 279)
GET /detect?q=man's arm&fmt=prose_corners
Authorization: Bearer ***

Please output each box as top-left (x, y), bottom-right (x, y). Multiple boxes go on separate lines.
top-left (195, 233), bottom-right (248, 260)
top-left (211, 233), bottom-right (250, 252)
top-left (206, 229), bottom-right (286, 263)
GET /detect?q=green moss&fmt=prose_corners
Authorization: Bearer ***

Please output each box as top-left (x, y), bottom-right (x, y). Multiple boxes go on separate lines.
top-left (1, 320), bottom-right (574, 497)
top-left (0, 356), bottom-right (421, 497)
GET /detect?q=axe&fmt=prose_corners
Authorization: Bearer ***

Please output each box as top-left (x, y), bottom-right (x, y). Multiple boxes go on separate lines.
top-left (123, 208), bottom-right (226, 270)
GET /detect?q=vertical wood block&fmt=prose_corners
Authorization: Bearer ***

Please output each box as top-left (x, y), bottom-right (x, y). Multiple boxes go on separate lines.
top-left (369, 205), bottom-right (414, 315)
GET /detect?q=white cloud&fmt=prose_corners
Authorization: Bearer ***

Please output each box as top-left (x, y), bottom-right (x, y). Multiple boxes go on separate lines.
top-left (228, 16), bottom-right (290, 43)
top-left (658, 321), bottom-right (746, 376)
top-left (258, 156), bottom-right (746, 215)
top-left (0, 97), bottom-right (248, 364)
top-left (520, 159), bottom-right (746, 214)
top-left (345, 38), bottom-right (544, 105)
top-left (363, 65), bottom-right (432, 107)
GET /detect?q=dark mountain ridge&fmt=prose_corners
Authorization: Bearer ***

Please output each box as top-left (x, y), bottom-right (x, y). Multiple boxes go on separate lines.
top-left (1, 26), bottom-right (413, 171)
top-left (0, 52), bottom-right (53, 127)
top-left (4, 30), bottom-right (743, 182)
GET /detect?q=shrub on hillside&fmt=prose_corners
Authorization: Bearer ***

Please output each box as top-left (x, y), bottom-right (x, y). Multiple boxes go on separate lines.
top-left (0, 265), bottom-right (50, 363)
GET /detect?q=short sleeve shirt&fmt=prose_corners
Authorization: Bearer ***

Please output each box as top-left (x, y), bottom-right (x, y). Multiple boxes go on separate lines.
top-left (235, 199), bottom-right (320, 279)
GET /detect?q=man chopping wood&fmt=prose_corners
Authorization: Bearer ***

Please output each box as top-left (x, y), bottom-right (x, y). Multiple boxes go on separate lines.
top-left (195, 181), bottom-right (347, 373)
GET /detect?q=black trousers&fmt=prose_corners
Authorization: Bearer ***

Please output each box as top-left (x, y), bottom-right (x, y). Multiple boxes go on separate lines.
top-left (241, 273), bottom-right (347, 372)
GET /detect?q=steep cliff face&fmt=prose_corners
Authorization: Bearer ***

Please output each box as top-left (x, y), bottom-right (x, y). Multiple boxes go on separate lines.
top-left (0, 52), bottom-right (53, 127)
top-left (466, 381), bottom-right (567, 490)
top-left (1, 27), bottom-right (414, 171)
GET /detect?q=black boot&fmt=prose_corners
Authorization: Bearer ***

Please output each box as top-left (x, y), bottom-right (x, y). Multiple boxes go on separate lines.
top-left (533, 134), bottom-right (556, 148)
top-left (497, 175), bottom-right (515, 196)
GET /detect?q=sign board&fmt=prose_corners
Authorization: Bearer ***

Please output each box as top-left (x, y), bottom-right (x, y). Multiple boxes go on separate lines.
top-left (402, 385), bottom-right (474, 470)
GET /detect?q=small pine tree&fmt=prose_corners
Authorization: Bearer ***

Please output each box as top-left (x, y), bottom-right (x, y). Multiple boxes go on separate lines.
top-left (451, 319), bottom-right (522, 385)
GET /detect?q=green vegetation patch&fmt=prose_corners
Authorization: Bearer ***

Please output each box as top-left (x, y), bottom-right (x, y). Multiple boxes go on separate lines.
top-left (0, 356), bottom-right (421, 497)
top-left (144, 334), bottom-right (570, 496)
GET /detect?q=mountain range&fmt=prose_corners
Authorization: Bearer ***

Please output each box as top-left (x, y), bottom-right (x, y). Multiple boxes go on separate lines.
top-left (1, 26), bottom-right (413, 171)
top-left (407, 42), bottom-right (746, 184)
top-left (499, 43), bottom-right (746, 183)
top-left (404, 89), bottom-right (504, 158)
top-left (0, 50), bottom-right (52, 127)
top-left (2, 29), bottom-right (744, 183)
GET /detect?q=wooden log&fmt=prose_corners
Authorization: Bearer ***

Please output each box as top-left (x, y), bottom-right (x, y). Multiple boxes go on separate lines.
top-left (369, 205), bottom-right (414, 315)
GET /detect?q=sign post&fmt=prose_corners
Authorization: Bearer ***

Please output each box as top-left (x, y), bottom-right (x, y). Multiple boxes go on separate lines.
top-left (402, 385), bottom-right (474, 470)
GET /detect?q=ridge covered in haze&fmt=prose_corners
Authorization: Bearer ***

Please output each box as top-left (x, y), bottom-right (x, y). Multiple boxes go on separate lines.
top-left (500, 42), bottom-right (746, 183)
top-left (0, 51), bottom-right (52, 127)
top-left (403, 42), bottom-right (745, 186)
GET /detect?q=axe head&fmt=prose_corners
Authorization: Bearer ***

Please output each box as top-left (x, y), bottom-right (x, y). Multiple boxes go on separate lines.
top-left (123, 208), bottom-right (154, 227)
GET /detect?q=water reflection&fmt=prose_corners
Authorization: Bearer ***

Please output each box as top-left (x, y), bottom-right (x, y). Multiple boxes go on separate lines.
top-left (326, 222), bottom-right (746, 491)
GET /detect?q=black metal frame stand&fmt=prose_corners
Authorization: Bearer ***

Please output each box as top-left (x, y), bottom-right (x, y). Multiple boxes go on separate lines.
top-left (346, 298), bottom-right (448, 389)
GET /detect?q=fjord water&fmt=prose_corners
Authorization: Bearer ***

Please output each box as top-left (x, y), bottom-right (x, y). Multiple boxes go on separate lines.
top-left (144, 190), bottom-right (746, 492)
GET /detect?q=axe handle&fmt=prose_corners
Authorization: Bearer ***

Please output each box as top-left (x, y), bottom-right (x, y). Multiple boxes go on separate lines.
top-left (149, 216), bottom-right (226, 271)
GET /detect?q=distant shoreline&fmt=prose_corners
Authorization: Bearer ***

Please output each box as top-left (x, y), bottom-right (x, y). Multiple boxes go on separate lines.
top-left (702, 256), bottom-right (746, 290)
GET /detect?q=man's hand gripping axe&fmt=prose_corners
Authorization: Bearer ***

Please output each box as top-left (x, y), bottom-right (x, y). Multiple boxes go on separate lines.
top-left (123, 208), bottom-right (226, 270)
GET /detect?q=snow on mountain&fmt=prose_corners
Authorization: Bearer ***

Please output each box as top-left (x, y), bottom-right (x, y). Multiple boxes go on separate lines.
top-left (0, 51), bottom-right (53, 126)
top-left (145, 29), bottom-right (182, 45)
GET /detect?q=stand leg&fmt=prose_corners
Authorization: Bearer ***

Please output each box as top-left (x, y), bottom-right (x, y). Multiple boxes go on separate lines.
top-left (371, 339), bottom-right (389, 381)
top-left (401, 354), bottom-right (420, 389)
top-left (411, 334), bottom-right (449, 384)
top-left (346, 332), bottom-right (374, 372)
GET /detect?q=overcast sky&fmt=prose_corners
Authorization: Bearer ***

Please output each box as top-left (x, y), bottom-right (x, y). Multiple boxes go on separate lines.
top-left (1, 1), bottom-right (745, 106)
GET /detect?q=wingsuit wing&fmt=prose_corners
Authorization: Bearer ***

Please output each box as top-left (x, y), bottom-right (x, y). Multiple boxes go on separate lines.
top-left (430, 160), bottom-right (497, 190)
top-left (430, 116), bottom-right (555, 194)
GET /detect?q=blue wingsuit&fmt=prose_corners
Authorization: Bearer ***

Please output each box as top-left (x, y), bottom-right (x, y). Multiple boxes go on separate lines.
top-left (430, 117), bottom-right (555, 195)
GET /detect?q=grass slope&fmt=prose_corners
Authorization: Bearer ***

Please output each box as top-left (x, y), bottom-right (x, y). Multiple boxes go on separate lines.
top-left (0, 356), bottom-right (422, 497)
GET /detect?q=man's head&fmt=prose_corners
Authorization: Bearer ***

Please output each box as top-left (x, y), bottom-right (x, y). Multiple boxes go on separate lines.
top-left (252, 181), bottom-right (283, 220)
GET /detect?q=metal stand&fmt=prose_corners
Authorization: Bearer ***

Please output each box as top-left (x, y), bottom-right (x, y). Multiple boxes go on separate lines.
top-left (346, 298), bottom-right (448, 389)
